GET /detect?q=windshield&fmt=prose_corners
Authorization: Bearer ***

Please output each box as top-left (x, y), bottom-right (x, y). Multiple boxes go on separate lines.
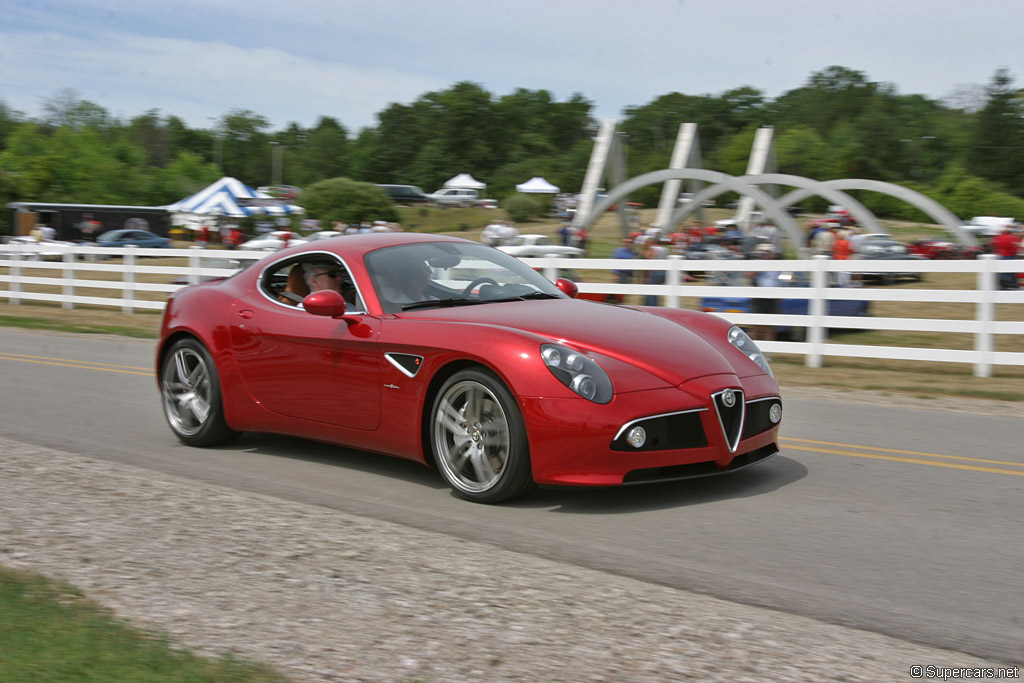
top-left (366, 241), bottom-right (566, 313)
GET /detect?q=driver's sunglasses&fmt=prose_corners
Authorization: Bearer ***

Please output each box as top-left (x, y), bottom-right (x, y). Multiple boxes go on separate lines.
top-left (313, 270), bottom-right (342, 279)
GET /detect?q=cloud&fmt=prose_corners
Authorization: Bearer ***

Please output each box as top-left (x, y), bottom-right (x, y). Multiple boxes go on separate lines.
top-left (0, 28), bottom-right (447, 130)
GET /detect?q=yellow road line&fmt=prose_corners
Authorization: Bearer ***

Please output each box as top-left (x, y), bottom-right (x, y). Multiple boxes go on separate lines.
top-left (782, 443), bottom-right (1024, 477)
top-left (781, 436), bottom-right (1024, 468)
top-left (0, 353), bottom-right (152, 376)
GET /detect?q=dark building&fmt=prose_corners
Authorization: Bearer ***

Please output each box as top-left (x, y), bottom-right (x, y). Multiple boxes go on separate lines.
top-left (7, 202), bottom-right (172, 241)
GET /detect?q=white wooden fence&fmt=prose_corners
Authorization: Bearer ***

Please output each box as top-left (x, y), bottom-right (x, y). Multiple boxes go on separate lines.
top-left (1, 243), bottom-right (1022, 378)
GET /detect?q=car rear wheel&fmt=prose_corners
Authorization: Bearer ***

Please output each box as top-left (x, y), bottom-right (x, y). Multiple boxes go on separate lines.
top-left (160, 338), bottom-right (238, 447)
top-left (431, 369), bottom-right (532, 503)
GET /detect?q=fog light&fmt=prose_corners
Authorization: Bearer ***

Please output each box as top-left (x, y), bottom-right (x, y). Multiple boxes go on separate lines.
top-left (626, 426), bottom-right (647, 449)
top-left (769, 403), bottom-right (782, 424)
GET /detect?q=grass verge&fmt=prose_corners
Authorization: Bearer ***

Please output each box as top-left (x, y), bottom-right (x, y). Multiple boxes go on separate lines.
top-left (0, 564), bottom-right (286, 683)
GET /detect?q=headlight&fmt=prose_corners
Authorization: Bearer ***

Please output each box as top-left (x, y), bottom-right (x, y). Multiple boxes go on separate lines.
top-left (727, 326), bottom-right (774, 377)
top-left (541, 343), bottom-right (613, 403)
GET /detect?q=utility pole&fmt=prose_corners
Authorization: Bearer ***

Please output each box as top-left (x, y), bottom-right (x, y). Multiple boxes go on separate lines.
top-left (269, 141), bottom-right (285, 186)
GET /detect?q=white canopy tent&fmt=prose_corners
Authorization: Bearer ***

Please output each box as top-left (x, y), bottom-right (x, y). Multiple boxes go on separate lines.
top-left (443, 173), bottom-right (487, 190)
top-left (515, 177), bottom-right (560, 193)
top-left (165, 177), bottom-right (304, 228)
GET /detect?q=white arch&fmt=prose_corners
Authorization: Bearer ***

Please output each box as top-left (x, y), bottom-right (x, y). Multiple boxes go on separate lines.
top-left (581, 169), bottom-right (807, 249)
top-left (667, 173), bottom-right (885, 236)
top-left (779, 179), bottom-right (976, 246)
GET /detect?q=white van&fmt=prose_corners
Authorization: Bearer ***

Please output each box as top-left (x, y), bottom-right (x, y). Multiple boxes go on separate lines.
top-left (430, 188), bottom-right (479, 207)
top-left (960, 216), bottom-right (1014, 238)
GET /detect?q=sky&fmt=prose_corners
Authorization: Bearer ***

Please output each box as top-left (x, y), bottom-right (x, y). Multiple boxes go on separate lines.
top-left (2, 0), bottom-right (1022, 133)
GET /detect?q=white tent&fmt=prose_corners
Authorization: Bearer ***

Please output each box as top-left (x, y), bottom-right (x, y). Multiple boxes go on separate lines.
top-left (515, 177), bottom-right (560, 193)
top-left (165, 177), bottom-right (304, 222)
top-left (443, 173), bottom-right (487, 190)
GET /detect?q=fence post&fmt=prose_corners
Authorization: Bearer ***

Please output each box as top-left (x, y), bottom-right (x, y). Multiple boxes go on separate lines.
top-left (974, 254), bottom-right (996, 378)
top-left (123, 246), bottom-right (137, 314)
top-left (542, 255), bottom-right (558, 283)
top-left (665, 255), bottom-right (682, 308)
top-left (9, 251), bottom-right (23, 304)
top-left (188, 246), bottom-right (203, 285)
top-left (806, 256), bottom-right (829, 368)
top-left (61, 250), bottom-right (75, 310)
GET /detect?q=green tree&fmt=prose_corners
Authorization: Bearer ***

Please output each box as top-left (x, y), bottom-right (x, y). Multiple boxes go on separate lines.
top-left (966, 68), bottom-right (1024, 190)
top-left (300, 177), bottom-right (398, 225)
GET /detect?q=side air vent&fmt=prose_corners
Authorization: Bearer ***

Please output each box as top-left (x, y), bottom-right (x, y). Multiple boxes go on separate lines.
top-left (385, 353), bottom-right (424, 377)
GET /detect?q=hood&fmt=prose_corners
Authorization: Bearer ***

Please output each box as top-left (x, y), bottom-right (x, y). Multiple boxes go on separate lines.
top-left (398, 299), bottom-right (739, 386)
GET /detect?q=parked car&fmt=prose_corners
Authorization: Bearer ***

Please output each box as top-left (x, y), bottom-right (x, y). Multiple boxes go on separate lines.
top-left (304, 230), bottom-right (347, 241)
top-left (429, 188), bottom-right (480, 207)
top-left (96, 229), bottom-right (170, 248)
top-left (498, 234), bottom-right (584, 258)
top-left (377, 184), bottom-right (430, 205)
top-left (855, 253), bottom-right (929, 284)
top-left (700, 271), bottom-right (871, 341)
top-left (854, 234), bottom-right (907, 256)
top-left (2, 236), bottom-right (76, 261)
top-left (959, 216), bottom-right (1014, 239)
top-left (257, 185), bottom-right (302, 200)
top-left (240, 231), bottom-right (308, 251)
top-left (157, 233), bottom-right (781, 503)
top-left (906, 238), bottom-right (971, 259)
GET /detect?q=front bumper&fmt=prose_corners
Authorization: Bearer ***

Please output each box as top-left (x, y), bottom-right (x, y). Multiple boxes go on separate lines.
top-left (521, 373), bottom-right (781, 486)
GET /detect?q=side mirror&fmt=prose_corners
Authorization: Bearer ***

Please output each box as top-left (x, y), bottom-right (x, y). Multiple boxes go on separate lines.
top-left (554, 278), bottom-right (579, 299)
top-left (303, 289), bottom-right (348, 318)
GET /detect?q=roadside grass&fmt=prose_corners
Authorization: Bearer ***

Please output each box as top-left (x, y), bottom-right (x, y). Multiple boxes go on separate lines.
top-left (396, 205), bottom-right (497, 233)
top-left (0, 564), bottom-right (286, 683)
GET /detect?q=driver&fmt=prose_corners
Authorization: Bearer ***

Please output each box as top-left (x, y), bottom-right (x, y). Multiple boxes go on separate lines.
top-left (375, 249), bottom-right (438, 305)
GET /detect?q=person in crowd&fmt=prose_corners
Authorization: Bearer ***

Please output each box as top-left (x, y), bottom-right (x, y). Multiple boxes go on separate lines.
top-left (990, 227), bottom-right (1021, 290)
top-left (609, 237), bottom-right (635, 304)
top-left (749, 248), bottom-right (783, 342)
top-left (832, 229), bottom-right (853, 287)
top-left (481, 220), bottom-right (504, 246)
top-left (811, 225), bottom-right (835, 256)
top-left (641, 236), bottom-right (669, 306)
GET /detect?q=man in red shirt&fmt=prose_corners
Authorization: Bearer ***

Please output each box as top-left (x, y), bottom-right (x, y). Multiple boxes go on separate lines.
top-left (990, 228), bottom-right (1021, 289)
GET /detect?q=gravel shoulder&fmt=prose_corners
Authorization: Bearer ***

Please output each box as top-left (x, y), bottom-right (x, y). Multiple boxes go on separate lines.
top-left (0, 437), bottom-right (1009, 682)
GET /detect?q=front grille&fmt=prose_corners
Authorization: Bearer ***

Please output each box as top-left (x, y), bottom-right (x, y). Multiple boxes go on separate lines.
top-left (611, 410), bottom-right (707, 452)
top-left (622, 443), bottom-right (779, 484)
top-left (712, 388), bottom-right (745, 453)
top-left (742, 397), bottom-right (782, 439)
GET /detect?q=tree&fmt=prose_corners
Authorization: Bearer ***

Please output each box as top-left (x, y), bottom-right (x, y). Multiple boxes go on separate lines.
top-left (966, 68), bottom-right (1024, 190)
top-left (300, 177), bottom-right (398, 225)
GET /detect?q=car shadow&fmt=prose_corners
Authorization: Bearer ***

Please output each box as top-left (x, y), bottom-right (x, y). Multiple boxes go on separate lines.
top-left (224, 433), bottom-right (448, 491)
top-left (511, 455), bottom-right (807, 514)
top-left (220, 435), bottom-right (806, 511)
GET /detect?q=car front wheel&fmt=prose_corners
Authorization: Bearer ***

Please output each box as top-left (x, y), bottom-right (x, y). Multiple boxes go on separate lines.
top-left (431, 369), bottom-right (532, 503)
top-left (160, 338), bottom-right (238, 447)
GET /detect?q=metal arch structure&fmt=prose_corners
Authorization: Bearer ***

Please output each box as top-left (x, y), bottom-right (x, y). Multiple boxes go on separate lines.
top-left (581, 169), bottom-right (806, 249)
top-left (778, 179), bottom-right (977, 247)
top-left (667, 173), bottom-right (885, 237)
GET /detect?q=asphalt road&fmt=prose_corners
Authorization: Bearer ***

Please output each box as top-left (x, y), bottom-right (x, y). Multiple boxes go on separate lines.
top-left (1, 329), bottom-right (1021, 664)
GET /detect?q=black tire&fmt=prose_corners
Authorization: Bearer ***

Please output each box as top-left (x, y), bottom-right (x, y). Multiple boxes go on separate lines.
top-left (430, 369), bottom-right (532, 503)
top-left (160, 338), bottom-right (239, 447)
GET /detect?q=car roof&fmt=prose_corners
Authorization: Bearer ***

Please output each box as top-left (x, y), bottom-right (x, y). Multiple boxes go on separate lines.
top-left (275, 232), bottom-right (475, 259)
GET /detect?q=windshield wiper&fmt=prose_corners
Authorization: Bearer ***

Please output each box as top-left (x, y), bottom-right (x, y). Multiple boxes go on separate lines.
top-left (516, 291), bottom-right (561, 300)
top-left (400, 297), bottom-right (484, 311)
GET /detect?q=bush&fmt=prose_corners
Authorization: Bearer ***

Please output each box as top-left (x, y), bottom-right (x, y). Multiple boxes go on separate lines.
top-left (300, 177), bottom-right (399, 226)
top-left (503, 194), bottom-right (544, 222)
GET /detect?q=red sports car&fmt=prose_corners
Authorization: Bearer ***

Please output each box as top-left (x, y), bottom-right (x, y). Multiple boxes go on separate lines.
top-left (157, 234), bottom-right (782, 503)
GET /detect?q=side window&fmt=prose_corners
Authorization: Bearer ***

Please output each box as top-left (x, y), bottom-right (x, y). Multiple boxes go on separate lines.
top-left (260, 257), bottom-right (364, 312)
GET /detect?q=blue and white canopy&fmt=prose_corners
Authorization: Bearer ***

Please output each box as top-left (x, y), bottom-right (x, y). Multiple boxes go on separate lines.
top-left (165, 177), bottom-right (304, 218)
